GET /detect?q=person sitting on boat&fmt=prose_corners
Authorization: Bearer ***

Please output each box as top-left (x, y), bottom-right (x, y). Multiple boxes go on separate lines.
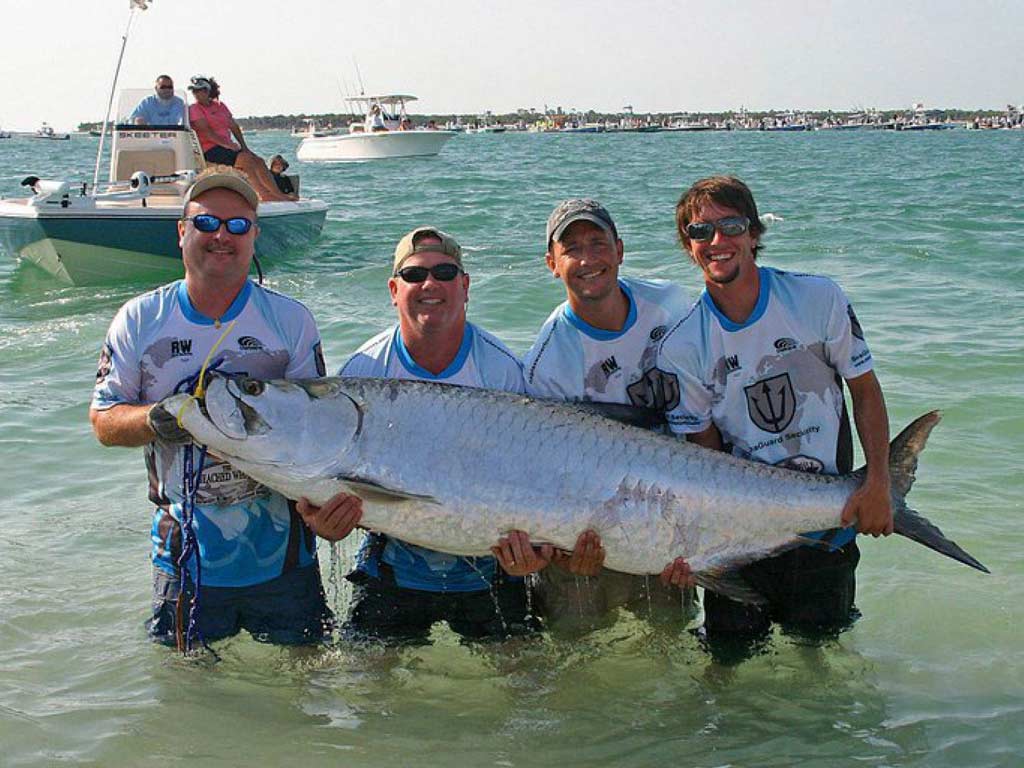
top-left (365, 103), bottom-right (387, 132)
top-left (268, 154), bottom-right (295, 196)
top-left (130, 74), bottom-right (186, 126)
top-left (186, 75), bottom-right (293, 202)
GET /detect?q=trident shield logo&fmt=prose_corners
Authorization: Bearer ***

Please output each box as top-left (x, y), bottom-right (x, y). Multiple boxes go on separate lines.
top-left (627, 368), bottom-right (680, 411)
top-left (745, 373), bottom-right (796, 433)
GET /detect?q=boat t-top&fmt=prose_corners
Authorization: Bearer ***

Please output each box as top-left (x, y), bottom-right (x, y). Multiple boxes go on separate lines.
top-left (296, 94), bottom-right (455, 162)
top-left (0, 88), bottom-right (327, 285)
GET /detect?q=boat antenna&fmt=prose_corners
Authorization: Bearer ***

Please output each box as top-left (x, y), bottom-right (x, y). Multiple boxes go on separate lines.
top-left (93, 0), bottom-right (152, 192)
top-left (353, 57), bottom-right (366, 96)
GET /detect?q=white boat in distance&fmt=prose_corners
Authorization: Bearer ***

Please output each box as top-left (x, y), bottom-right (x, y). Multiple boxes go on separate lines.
top-left (33, 123), bottom-right (71, 140)
top-left (0, 89), bottom-right (327, 285)
top-left (296, 95), bottom-right (455, 162)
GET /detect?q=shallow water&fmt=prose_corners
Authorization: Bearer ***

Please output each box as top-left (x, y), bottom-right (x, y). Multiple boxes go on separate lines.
top-left (0, 130), bottom-right (1021, 767)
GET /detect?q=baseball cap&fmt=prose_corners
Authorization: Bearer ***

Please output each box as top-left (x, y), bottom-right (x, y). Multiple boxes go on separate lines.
top-left (393, 226), bottom-right (463, 273)
top-left (188, 76), bottom-right (212, 92)
top-left (184, 169), bottom-right (259, 211)
top-left (546, 198), bottom-right (618, 246)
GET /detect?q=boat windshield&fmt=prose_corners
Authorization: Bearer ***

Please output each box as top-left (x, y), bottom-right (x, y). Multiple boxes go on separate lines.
top-left (113, 88), bottom-right (190, 128)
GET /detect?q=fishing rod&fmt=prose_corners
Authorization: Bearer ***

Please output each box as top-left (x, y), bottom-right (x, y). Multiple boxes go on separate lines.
top-left (93, 1), bottom-right (152, 192)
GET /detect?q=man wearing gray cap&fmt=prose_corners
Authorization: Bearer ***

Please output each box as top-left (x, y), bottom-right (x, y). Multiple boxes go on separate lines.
top-left (90, 168), bottom-right (359, 651)
top-left (508, 198), bottom-right (698, 630)
top-left (322, 226), bottom-right (539, 643)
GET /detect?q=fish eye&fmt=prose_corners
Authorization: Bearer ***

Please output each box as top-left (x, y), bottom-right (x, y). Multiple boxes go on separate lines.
top-left (241, 380), bottom-right (264, 396)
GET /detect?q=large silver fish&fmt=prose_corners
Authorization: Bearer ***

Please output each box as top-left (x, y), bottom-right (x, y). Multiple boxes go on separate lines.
top-left (160, 374), bottom-right (987, 600)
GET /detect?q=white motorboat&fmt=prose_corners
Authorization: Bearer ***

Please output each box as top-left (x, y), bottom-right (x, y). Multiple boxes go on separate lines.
top-left (33, 123), bottom-right (71, 141)
top-left (290, 118), bottom-right (339, 138)
top-left (0, 89), bottom-right (327, 285)
top-left (296, 95), bottom-right (454, 162)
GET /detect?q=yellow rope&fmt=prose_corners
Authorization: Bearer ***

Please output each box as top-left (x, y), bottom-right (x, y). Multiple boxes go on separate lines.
top-left (175, 319), bottom-right (237, 427)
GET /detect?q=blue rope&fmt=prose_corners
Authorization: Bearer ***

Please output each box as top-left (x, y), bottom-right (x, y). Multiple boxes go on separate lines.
top-left (177, 442), bottom-right (209, 654)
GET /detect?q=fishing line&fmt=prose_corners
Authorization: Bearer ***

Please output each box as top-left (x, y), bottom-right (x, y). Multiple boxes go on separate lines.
top-left (170, 319), bottom-right (236, 655)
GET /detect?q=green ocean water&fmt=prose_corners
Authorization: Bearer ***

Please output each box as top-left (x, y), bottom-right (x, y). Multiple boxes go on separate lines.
top-left (0, 130), bottom-right (1021, 767)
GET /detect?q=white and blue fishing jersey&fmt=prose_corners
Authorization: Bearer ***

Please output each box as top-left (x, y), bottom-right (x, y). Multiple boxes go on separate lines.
top-left (92, 280), bottom-right (326, 587)
top-left (657, 267), bottom-right (875, 547)
top-left (340, 323), bottom-right (525, 592)
top-left (523, 278), bottom-right (693, 405)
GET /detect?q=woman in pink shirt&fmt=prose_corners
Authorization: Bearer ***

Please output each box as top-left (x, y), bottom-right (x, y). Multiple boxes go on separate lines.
top-left (187, 76), bottom-right (294, 202)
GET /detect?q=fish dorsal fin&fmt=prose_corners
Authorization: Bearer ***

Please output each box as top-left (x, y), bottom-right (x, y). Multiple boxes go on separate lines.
top-left (341, 477), bottom-right (439, 504)
top-left (569, 401), bottom-right (665, 430)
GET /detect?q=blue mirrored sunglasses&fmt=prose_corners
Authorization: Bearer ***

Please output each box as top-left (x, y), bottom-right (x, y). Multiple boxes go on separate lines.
top-left (685, 216), bottom-right (750, 242)
top-left (186, 214), bottom-right (253, 235)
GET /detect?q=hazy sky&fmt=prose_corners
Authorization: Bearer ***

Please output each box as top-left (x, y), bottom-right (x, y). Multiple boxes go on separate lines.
top-left (1, 0), bottom-right (1020, 130)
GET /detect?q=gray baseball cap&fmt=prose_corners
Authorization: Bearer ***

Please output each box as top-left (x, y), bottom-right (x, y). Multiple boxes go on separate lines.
top-left (546, 198), bottom-right (618, 246)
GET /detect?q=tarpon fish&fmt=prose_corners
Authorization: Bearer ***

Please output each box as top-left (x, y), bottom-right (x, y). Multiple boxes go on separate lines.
top-left (161, 374), bottom-right (988, 602)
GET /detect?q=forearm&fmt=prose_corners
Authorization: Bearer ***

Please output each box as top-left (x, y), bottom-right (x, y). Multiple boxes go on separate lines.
top-left (90, 403), bottom-right (155, 447)
top-left (849, 371), bottom-right (890, 480)
top-left (230, 121), bottom-right (248, 150)
top-left (684, 422), bottom-right (724, 451)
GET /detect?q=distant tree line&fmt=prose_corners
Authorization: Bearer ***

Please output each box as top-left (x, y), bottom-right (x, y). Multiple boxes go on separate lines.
top-left (77, 108), bottom-right (1010, 133)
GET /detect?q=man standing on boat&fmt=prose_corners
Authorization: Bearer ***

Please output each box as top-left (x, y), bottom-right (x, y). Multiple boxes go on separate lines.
top-left (130, 75), bottom-right (186, 126)
top-left (654, 175), bottom-right (892, 656)
top-left (515, 198), bottom-right (698, 630)
top-left (302, 226), bottom-right (539, 643)
top-left (90, 169), bottom-right (360, 649)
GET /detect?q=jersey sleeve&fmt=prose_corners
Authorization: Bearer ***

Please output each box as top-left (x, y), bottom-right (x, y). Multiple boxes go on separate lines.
top-left (284, 308), bottom-right (326, 379)
top-left (91, 303), bottom-right (144, 410)
top-left (523, 318), bottom-right (584, 400)
top-left (657, 325), bottom-right (712, 435)
top-left (472, 326), bottom-right (527, 394)
top-left (823, 281), bottom-right (873, 380)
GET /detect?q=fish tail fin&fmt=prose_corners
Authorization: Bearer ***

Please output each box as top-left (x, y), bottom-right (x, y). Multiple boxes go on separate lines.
top-left (876, 411), bottom-right (990, 574)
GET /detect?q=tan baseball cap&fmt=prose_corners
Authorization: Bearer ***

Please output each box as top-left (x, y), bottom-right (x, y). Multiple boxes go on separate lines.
top-left (392, 226), bottom-right (463, 273)
top-left (184, 168), bottom-right (259, 212)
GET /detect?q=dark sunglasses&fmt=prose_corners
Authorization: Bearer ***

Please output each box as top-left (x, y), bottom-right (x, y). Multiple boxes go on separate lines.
top-left (186, 214), bottom-right (254, 235)
top-left (685, 216), bottom-right (750, 242)
top-left (394, 263), bottom-right (463, 283)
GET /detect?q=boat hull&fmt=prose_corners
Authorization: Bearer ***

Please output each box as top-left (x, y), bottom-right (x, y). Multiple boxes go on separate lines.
top-left (0, 199), bottom-right (327, 285)
top-left (296, 130), bottom-right (455, 161)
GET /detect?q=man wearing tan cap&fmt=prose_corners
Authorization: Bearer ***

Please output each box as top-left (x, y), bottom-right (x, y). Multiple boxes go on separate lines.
top-left (316, 226), bottom-right (539, 643)
top-left (90, 168), bottom-right (359, 651)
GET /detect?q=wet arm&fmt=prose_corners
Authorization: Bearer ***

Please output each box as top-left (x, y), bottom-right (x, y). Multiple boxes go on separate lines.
top-left (842, 370), bottom-right (892, 535)
top-left (685, 422), bottom-right (723, 452)
top-left (90, 403), bottom-right (155, 447)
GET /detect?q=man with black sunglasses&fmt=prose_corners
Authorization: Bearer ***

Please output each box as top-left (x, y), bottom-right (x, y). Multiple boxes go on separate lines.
top-left (321, 226), bottom-right (539, 643)
top-left (90, 169), bottom-right (359, 650)
top-left (514, 198), bottom-right (699, 632)
top-left (654, 175), bottom-right (892, 659)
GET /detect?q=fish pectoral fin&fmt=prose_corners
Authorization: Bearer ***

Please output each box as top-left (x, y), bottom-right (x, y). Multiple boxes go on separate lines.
top-left (694, 569), bottom-right (768, 605)
top-left (795, 528), bottom-right (848, 553)
top-left (341, 477), bottom-right (440, 504)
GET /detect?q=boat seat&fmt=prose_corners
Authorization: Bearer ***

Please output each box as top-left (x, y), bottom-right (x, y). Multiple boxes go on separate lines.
top-left (113, 149), bottom-right (178, 181)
